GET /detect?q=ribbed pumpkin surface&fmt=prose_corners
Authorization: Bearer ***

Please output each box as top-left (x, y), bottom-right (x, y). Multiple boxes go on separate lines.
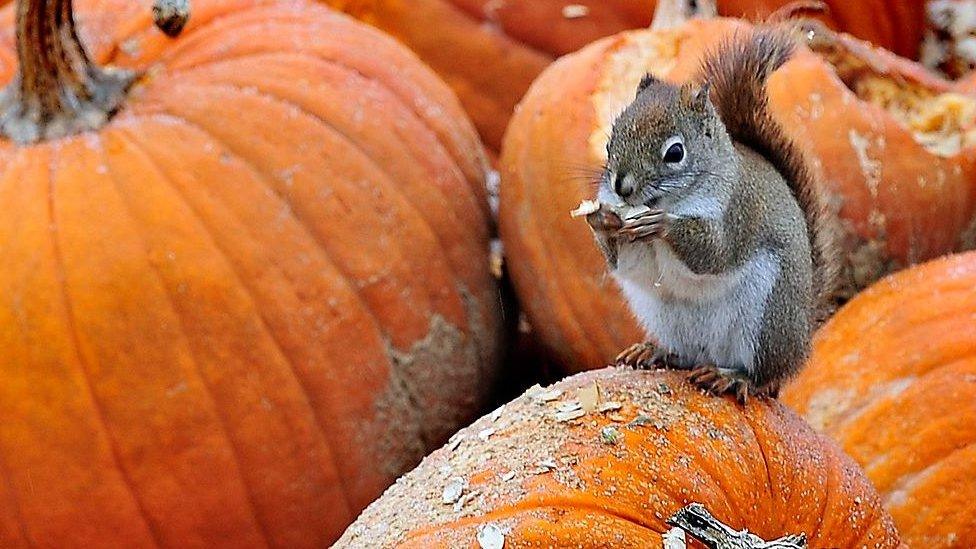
top-left (0, 0), bottom-right (500, 546)
top-left (337, 368), bottom-right (901, 548)
top-left (784, 252), bottom-right (976, 548)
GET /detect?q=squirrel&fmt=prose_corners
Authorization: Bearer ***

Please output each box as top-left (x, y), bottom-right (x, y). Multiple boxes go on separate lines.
top-left (584, 27), bottom-right (837, 402)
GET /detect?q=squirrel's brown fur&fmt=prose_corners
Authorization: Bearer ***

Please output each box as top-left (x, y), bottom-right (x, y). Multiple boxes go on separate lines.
top-left (700, 28), bottom-right (838, 322)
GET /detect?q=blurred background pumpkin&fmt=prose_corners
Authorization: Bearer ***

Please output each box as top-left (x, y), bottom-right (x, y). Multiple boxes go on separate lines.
top-left (498, 0), bottom-right (976, 373)
top-left (326, 0), bottom-right (929, 153)
top-left (784, 251), bottom-right (976, 548)
top-left (336, 368), bottom-right (901, 548)
top-left (0, 0), bottom-right (501, 545)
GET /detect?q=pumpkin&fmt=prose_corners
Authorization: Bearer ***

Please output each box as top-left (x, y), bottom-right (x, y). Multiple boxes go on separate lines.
top-left (328, 0), bottom-right (927, 151)
top-left (0, 0), bottom-right (501, 546)
top-left (498, 0), bottom-right (976, 372)
top-left (335, 368), bottom-right (901, 548)
top-left (783, 251), bottom-right (976, 548)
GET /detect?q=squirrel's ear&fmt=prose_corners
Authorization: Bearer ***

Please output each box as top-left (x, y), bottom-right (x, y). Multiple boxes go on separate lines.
top-left (636, 73), bottom-right (658, 96)
top-left (680, 81), bottom-right (711, 111)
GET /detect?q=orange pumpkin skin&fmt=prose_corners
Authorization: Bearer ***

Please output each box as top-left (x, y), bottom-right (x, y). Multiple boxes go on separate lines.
top-left (327, 1), bottom-right (926, 151)
top-left (0, 0), bottom-right (500, 546)
top-left (335, 368), bottom-right (901, 548)
top-left (498, 17), bottom-right (976, 371)
top-left (783, 252), bottom-right (976, 548)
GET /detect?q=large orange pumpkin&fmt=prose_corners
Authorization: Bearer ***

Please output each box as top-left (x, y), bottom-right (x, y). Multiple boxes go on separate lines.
top-left (329, 0), bottom-right (927, 151)
top-left (0, 0), bottom-right (500, 545)
top-left (783, 251), bottom-right (976, 548)
top-left (335, 368), bottom-right (901, 548)
top-left (498, 1), bottom-right (976, 372)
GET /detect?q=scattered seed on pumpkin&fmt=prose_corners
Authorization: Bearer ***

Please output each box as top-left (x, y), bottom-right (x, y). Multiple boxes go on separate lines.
top-left (500, 470), bottom-right (516, 482)
top-left (447, 435), bottom-right (465, 451)
top-left (554, 409), bottom-right (586, 422)
top-left (536, 458), bottom-right (557, 471)
top-left (477, 523), bottom-right (505, 549)
top-left (663, 527), bottom-right (687, 549)
top-left (490, 409), bottom-right (503, 422)
top-left (454, 489), bottom-right (481, 512)
top-left (629, 414), bottom-right (653, 427)
top-left (577, 383), bottom-right (600, 412)
top-left (562, 5), bottom-right (589, 19)
top-left (442, 477), bottom-right (467, 505)
top-left (598, 401), bottom-right (622, 413)
top-left (555, 400), bottom-right (582, 413)
top-left (534, 388), bottom-right (564, 403)
top-left (600, 426), bottom-right (622, 445)
top-left (478, 428), bottom-right (496, 442)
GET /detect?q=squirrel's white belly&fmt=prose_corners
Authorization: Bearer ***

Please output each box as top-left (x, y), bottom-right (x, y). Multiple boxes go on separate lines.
top-left (613, 241), bottom-right (780, 370)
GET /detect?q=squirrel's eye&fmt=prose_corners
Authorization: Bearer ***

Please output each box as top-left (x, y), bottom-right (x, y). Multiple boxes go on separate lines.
top-left (663, 142), bottom-right (685, 164)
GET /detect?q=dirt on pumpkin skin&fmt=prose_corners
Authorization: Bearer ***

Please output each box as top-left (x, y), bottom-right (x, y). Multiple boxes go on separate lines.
top-left (334, 368), bottom-right (899, 548)
top-left (367, 283), bottom-right (501, 481)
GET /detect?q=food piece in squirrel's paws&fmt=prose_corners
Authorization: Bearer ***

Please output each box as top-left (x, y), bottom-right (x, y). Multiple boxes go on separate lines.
top-left (570, 199), bottom-right (601, 218)
top-left (571, 199), bottom-right (651, 221)
top-left (620, 204), bottom-right (651, 220)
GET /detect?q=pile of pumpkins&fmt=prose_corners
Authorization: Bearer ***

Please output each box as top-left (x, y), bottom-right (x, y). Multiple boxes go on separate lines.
top-left (0, 0), bottom-right (972, 547)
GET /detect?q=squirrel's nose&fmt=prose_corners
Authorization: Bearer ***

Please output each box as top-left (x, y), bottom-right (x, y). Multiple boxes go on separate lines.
top-left (614, 172), bottom-right (635, 197)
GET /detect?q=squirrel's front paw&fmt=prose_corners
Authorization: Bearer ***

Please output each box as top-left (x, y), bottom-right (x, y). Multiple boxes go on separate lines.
top-left (617, 209), bottom-right (667, 242)
top-left (585, 204), bottom-right (624, 234)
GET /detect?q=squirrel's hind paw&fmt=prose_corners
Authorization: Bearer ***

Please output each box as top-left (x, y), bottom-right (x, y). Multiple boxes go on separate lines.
top-left (688, 364), bottom-right (767, 405)
top-left (616, 342), bottom-right (686, 371)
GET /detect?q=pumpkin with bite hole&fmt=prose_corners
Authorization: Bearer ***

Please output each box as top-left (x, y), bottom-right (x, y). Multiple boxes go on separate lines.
top-left (0, 0), bottom-right (500, 545)
top-left (336, 368), bottom-right (901, 548)
top-left (784, 251), bottom-right (976, 548)
top-left (498, 0), bottom-right (976, 371)
top-left (329, 0), bottom-right (927, 151)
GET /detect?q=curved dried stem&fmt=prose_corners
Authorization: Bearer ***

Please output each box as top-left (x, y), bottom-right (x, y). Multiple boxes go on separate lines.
top-left (0, 0), bottom-right (137, 143)
top-left (667, 503), bottom-right (808, 549)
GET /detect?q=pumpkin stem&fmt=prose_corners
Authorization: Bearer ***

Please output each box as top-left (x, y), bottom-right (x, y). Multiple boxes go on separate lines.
top-left (153, 0), bottom-right (191, 37)
top-left (667, 503), bottom-right (808, 549)
top-left (651, 0), bottom-right (717, 31)
top-left (0, 0), bottom-right (135, 143)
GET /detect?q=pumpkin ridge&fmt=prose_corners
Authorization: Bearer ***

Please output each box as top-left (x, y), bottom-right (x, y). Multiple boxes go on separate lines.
top-left (100, 133), bottom-right (291, 545)
top-left (45, 146), bottom-right (164, 547)
top-left (181, 78), bottom-right (469, 327)
top-left (125, 110), bottom-right (454, 500)
top-left (519, 138), bottom-right (606, 363)
top-left (817, 351), bottom-right (976, 440)
top-left (660, 397), bottom-right (754, 522)
top-left (159, 80), bottom-right (474, 338)
top-left (161, 46), bottom-right (488, 220)
top-left (881, 440), bottom-right (976, 508)
top-left (150, 8), bottom-right (489, 204)
top-left (842, 366), bottom-right (976, 481)
top-left (742, 409), bottom-right (781, 531)
top-left (168, 96), bottom-right (444, 332)
top-left (115, 120), bottom-right (363, 524)
top-left (402, 495), bottom-right (668, 543)
top-left (162, 52), bottom-right (490, 306)
top-left (530, 79), bottom-right (626, 359)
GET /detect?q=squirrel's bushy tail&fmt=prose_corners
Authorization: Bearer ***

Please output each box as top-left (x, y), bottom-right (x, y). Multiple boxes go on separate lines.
top-left (701, 27), bottom-right (838, 321)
